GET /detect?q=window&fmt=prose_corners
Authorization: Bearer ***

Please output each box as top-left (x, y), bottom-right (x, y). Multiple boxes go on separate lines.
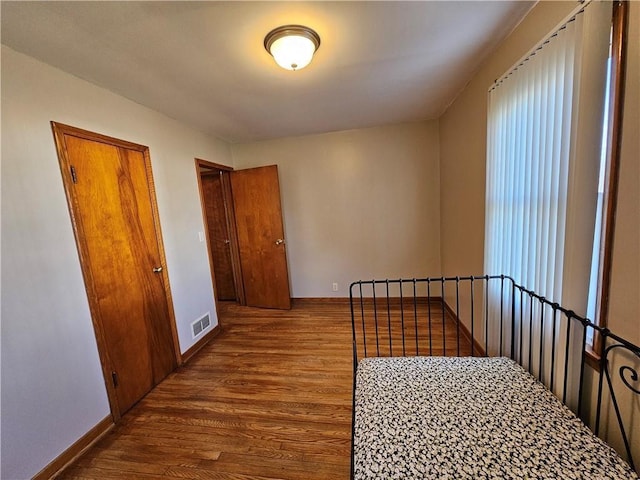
top-left (585, 1), bottom-right (628, 358)
top-left (484, 0), bottom-right (622, 361)
top-left (586, 54), bottom-right (612, 346)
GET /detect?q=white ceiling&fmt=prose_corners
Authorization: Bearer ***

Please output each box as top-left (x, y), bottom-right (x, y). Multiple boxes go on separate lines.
top-left (1, 1), bottom-right (534, 143)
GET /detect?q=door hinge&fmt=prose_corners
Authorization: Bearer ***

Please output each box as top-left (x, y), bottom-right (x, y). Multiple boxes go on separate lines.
top-left (111, 371), bottom-right (118, 388)
top-left (70, 165), bottom-right (78, 184)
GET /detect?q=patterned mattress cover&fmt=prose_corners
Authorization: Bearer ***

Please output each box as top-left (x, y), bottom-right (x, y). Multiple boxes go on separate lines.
top-left (354, 356), bottom-right (638, 479)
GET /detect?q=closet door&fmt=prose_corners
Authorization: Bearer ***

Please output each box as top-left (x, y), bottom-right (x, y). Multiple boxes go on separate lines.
top-left (52, 122), bottom-right (178, 418)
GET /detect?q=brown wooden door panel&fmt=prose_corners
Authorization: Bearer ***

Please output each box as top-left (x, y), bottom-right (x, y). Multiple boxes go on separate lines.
top-left (201, 173), bottom-right (236, 300)
top-left (59, 129), bottom-right (177, 415)
top-left (120, 147), bottom-right (176, 383)
top-left (230, 165), bottom-right (291, 309)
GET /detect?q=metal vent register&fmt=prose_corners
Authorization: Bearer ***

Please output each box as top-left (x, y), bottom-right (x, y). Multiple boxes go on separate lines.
top-left (191, 313), bottom-right (210, 338)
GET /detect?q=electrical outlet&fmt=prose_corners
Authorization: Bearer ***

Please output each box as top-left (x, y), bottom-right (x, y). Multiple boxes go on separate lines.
top-left (332, 282), bottom-right (339, 292)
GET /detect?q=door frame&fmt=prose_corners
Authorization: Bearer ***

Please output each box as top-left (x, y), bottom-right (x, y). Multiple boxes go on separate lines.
top-left (195, 158), bottom-right (246, 306)
top-left (51, 122), bottom-right (182, 421)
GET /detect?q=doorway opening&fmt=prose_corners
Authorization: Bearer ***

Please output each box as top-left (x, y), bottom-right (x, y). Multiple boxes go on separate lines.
top-left (196, 159), bottom-right (292, 310)
top-left (196, 159), bottom-right (245, 305)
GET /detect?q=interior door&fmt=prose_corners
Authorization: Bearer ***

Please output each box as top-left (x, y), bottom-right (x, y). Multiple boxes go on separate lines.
top-left (52, 123), bottom-right (178, 417)
top-left (201, 172), bottom-right (236, 301)
top-left (230, 165), bottom-right (291, 309)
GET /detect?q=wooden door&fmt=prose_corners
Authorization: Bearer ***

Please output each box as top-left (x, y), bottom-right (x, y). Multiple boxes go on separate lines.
top-left (52, 123), bottom-right (178, 418)
top-left (201, 172), bottom-right (236, 300)
top-left (230, 165), bottom-right (291, 309)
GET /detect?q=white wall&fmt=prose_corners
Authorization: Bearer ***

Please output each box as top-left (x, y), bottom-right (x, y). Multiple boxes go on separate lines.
top-left (608, 1), bottom-right (639, 346)
top-left (231, 121), bottom-right (441, 297)
top-left (1, 46), bottom-right (233, 479)
top-left (603, 0), bottom-right (640, 462)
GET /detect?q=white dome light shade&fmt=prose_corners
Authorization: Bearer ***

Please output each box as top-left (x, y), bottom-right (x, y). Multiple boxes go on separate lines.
top-left (264, 25), bottom-right (320, 71)
top-left (270, 35), bottom-right (316, 70)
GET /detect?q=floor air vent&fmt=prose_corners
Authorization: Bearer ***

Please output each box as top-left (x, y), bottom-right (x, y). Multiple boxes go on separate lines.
top-left (191, 313), bottom-right (211, 339)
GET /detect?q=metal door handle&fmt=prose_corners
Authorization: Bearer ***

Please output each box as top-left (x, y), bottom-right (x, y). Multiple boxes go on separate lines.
top-left (275, 239), bottom-right (285, 245)
top-left (153, 266), bottom-right (163, 273)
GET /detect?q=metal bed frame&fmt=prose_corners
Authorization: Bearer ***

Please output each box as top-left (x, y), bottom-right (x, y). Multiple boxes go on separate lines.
top-left (350, 275), bottom-right (640, 476)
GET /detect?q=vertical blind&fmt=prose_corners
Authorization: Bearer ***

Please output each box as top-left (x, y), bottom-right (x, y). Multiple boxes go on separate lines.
top-left (484, 0), bottom-right (611, 388)
top-left (485, 0), bottom-right (610, 313)
top-left (485, 14), bottom-right (581, 302)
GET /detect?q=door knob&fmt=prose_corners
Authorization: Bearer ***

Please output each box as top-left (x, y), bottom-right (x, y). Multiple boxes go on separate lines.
top-left (152, 266), bottom-right (163, 273)
top-left (275, 239), bottom-right (285, 245)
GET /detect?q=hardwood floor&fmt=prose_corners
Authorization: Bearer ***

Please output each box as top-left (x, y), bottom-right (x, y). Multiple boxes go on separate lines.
top-left (60, 300), bottom-right (353, 480)
top-left (59, 299), bottom-right (469, 479)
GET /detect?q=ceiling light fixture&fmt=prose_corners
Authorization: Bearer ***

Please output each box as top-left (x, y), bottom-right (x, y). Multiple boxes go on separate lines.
top-left (264, 25), bottom-right (321, 71)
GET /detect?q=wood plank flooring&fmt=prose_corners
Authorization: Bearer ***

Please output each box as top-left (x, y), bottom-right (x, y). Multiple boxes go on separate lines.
top-left (59, 299), bottom-right (469, 480)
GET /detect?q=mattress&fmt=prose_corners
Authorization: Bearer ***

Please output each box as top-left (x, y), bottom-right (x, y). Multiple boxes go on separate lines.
top-left (354, 356), bottom-right (638, 479)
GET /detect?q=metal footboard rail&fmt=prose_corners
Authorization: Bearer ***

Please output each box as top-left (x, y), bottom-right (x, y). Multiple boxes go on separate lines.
top-left (350, 274), bottom-right (640, 471)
